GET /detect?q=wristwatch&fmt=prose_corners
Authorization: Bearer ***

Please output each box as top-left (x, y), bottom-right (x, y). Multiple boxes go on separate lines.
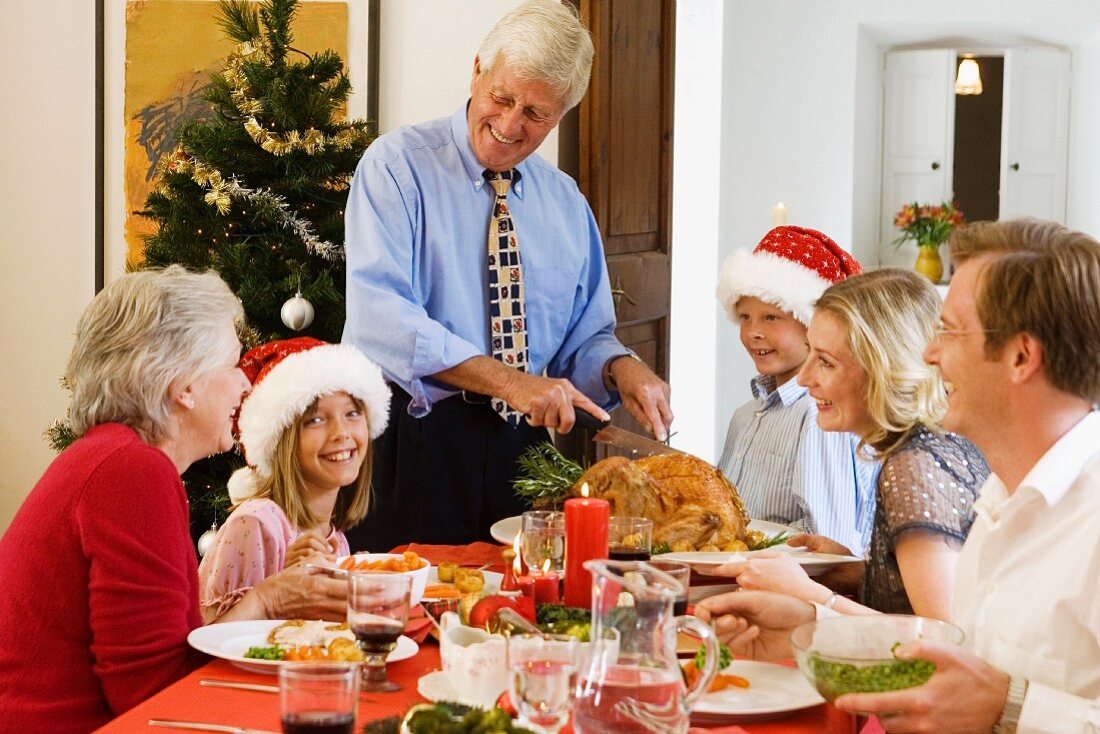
top-left (992, 675), bottom-right (1028, 734)
top-left (604, 350), bottom-right (643, 389)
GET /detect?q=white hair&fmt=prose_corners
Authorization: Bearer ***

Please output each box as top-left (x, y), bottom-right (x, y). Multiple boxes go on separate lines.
top-left (66, 266), bottom-right (244, 440)
top-left (478, 0), bottom-right (594, 111)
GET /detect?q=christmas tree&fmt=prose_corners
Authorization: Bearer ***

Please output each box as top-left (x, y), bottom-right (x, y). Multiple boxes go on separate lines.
top-left (48, 0), bottom-right (373, 544)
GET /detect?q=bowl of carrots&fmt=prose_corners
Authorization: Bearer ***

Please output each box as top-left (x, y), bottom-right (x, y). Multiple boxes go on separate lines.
top-left (336, 551), bottom-right (431, 606)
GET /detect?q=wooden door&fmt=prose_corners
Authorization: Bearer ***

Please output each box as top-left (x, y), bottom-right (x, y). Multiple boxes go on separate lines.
top-left (1000, 47), bottom-right (1070, 222)
top-left (559, 0), bottom-right (675, 464)
top-left (880, 49), bottom-right (956, 268)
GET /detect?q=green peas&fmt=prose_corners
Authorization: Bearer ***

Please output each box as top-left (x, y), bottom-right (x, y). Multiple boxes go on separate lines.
top-left (807, 652), bottom-right (935, 699)
top-left (243, 645), bottom-right (286, 660)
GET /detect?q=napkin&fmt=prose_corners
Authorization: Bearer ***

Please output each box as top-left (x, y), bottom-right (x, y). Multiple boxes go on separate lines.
top-left (389, 542), bottom-right (507, 573)
top-left (404, 605), bottom-right (433, 644)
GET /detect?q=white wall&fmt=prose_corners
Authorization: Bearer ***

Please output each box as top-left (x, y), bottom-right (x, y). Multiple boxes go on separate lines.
top-left (710, 0), bottom-right (1100, 460)
top-left (0, 1), bottom-right (97, 530)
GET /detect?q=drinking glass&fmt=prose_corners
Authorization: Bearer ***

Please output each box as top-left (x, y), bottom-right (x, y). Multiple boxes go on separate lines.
top-left (347, 572), bottom-right (411, 692)
top-left (607, 516), bottom-right (653, 562)
top-left (521, 510), bottom-right (565, 573)
top-left (507, 633), bottom-right (579, 734)
top-left (279, 662), bottom-right (359, 734)
top-left (648, 559), bottom-right (691, 616)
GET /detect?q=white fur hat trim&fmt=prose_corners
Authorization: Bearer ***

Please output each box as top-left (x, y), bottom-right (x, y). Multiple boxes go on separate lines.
top-left (236, 343), bottom-right (391, 483)
top-left (715, 248), bottom-right (832, 327)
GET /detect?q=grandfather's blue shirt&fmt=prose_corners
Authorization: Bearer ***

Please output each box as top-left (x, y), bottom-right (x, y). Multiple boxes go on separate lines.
top-left (343, 105), bottom-right (627, 417)
top-left (718, 374), bottom-right (879, 555)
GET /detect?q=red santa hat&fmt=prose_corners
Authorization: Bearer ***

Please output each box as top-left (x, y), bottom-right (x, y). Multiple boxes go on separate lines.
top-left (715, 225), bottom-right (863, 326)
top-left (228, 337), bottom-right (391, 503)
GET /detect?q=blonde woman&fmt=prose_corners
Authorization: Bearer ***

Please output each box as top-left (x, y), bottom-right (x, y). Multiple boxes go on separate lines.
top-left (712, 269), bottom-right (989, 619)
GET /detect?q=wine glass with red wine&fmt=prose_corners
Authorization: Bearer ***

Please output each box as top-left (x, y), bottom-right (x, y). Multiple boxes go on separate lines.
top-left (348, 572), bottom-right (412, 692)
top-left (279, 662), bottom-right (359, 734)
top-left (607, 516), bottom-right (653, 562)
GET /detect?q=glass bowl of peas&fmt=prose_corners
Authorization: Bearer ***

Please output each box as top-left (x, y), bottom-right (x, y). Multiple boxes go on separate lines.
top-left (790, 614), bottom-right (964, 701)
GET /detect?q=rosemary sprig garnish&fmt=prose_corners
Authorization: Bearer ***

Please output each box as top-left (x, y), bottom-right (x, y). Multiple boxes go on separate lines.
top-left (512, 442), bottom-right (584, 506)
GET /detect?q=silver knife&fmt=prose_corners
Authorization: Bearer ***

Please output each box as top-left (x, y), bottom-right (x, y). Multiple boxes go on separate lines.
top-left (199, 678), bottom-right (280, 693)
top-left (575, 409), bottom-right (684, 457)
top-left (148, 719), bottom-right (279, 734)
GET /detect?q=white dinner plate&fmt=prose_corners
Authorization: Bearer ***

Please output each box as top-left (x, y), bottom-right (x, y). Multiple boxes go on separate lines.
top-left (187, 619), bottom-right (418, 675)
top-left (690, 660), bottom-right (824, 722)
top-left (422, 567), bottom-right (504, 600)
top-left (490, 516), bottom-right (798, 547)
top-left (417, 669), bottom-right (502, 710)
top-left (652, 548), bottom-right (860, 577)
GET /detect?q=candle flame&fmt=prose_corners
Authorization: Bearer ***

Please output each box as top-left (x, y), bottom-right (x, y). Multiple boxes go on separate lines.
top-left (512, 531), bottom-right (523, 576)
top-left (542, 558), bottom-right (551, 573)
top-left (581, 482), bottom-right (590, 498)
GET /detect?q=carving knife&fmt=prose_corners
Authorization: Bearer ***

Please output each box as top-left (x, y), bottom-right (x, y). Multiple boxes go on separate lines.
top-left (574, 408), bottom-right (684, 457)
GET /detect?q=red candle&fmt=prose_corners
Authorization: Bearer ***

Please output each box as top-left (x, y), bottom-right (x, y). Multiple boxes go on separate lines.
top-left (516, 574), bottom-right (535, 599)
top-left (533, 569), bottom-right (560, 605)
top-left (563, 485), bottom-right (609, 608)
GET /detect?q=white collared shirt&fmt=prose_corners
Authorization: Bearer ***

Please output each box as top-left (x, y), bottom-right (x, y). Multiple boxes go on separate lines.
top-left (954, 410), bottom-right (1100, 734)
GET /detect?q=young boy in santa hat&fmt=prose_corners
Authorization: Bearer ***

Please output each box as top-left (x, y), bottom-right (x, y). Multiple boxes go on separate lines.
top-left (715, 226), bottom-right (876, 553)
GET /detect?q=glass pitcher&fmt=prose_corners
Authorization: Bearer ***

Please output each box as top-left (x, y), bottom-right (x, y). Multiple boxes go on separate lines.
top-left (573, 559), bottom-right (720, 734)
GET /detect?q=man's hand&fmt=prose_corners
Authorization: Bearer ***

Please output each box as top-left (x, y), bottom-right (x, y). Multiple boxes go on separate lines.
top-left (608, 356), bottom-right (673, 440)
top-left (693, 590), bottom-right (815, 662)
top-left (834, 641), bottom-right (1010, 733)
top-left (503, 371), bottom-right (610, 432)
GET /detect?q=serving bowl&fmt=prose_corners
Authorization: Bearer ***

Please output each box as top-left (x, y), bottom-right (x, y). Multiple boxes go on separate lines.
top-left (790, 614), bottom-right (964, 701)
top-left (336, 553), bottom-right (431, 606)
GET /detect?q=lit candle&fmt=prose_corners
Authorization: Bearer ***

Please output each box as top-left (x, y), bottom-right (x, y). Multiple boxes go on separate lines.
top-left (512, 530), bottom-right (528, 576)
top-left (773, 201), bottom-right (787, 226)
top-left (563, 483), bottom-right (610, 608)
top-left (533, 559), bottom-right (561, 605)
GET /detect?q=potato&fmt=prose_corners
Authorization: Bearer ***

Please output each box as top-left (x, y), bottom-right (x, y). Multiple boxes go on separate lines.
top-left (670, 540), bottom-right (694, 553)
top-left (721, 540), bottom-right (749, 552)
top-left (454, 568), bottom-right (485, 594)
top-left (437, 560), bottom-right (459, 583)
top-left (698, 544), bottom-right (721, 553)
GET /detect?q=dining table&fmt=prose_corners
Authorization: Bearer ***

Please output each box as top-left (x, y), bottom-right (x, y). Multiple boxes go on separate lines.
top-left (95, 542), bottom-right (867, 734)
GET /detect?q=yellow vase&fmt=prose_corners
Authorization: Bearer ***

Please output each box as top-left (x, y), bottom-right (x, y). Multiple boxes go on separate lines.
top-left (915, 247), bottom-right (944, 283)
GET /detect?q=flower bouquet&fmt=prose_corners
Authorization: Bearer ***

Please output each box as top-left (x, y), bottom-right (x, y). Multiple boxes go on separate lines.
top-left (892, 201), bottom-right (965, 250)
top-left (892, 201), bottom-right (965, 283)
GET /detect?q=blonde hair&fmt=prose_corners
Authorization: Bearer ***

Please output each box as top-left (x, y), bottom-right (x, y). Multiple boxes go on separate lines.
top-left (478, 0), bottom-right (594, 111)
top-left (950, 218), bottom-right (1100, 403)
top-left (252, 395), bottom-right (372, 532)
top-left (814, 269), bottom-right (946, 457)
top-left (66, 266), bottom-right (243, 440)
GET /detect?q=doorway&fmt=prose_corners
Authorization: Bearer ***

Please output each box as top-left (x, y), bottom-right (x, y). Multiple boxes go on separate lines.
top-left (952, 56), bottom-right (1004, 222)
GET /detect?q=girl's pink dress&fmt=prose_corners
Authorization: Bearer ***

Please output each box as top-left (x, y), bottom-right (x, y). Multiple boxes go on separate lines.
top-left (197, 498), bottom-right (350, 619)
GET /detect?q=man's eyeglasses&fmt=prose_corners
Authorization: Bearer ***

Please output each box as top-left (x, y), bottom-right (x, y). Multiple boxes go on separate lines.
top-left (931, 321), bottom-right (996, 341)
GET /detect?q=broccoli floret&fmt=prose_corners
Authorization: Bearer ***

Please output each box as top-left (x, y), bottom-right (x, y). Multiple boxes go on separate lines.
top-left (694, 643), bottom-right (733, 671)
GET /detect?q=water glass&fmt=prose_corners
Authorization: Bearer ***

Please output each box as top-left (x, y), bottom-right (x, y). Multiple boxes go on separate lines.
top-left (521, 510), bottom-right (565, 573)
top-left (608, 516), bottom-right (653, 562)
top-left (507, 633), bottom-right (579, 734)
top-left (347, 572), bottom-right (411, 692)
top-left (279, 662), bottom-right (359, 734)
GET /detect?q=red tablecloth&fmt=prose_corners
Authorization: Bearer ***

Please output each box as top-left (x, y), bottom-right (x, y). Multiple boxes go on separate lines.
top-left (96, 644), bottom-right (855, 734)
top-left (95, 542), bottom-right (858, 733)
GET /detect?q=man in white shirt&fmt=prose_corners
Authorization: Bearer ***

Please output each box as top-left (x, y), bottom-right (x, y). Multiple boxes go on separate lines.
top-left (695, 218), bottom-right (1100, 733)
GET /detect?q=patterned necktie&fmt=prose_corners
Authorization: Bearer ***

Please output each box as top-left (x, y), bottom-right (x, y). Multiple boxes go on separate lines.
top-left (484, 169), bottom-right (529, 427)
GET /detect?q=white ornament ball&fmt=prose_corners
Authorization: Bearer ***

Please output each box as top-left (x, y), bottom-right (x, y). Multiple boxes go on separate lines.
top-left (197, 522), bottom-right (219, 557)
top-left (280, 292), bottom-right (315, 331)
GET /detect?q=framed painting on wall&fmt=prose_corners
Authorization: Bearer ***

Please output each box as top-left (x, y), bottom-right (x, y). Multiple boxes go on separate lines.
top-left (95, 0), bottom-right (379, 287)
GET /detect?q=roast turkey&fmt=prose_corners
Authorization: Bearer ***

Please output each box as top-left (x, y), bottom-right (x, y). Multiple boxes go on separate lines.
top-left (572, 453), bottom-right (750, 551)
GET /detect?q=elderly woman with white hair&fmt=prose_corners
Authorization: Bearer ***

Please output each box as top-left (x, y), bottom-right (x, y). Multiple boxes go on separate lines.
top-left (0, 266), bottom-right (348, 733)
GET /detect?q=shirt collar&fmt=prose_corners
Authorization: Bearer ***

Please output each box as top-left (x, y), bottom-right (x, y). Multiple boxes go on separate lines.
top-left (451, 102), bottom-right (529, 200)
top-left (749, 374), bottom-right (807, 406)
top-left (1016, 410), bottom-right (1100, 506)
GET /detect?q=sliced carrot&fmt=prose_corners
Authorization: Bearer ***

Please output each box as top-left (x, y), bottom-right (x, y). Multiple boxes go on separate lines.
top-left (422, 584), bottom-right (462, 599)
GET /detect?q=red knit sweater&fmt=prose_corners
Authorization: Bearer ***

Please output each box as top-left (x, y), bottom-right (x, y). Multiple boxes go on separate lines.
top-left (0, 424), bottom-right (204, 732)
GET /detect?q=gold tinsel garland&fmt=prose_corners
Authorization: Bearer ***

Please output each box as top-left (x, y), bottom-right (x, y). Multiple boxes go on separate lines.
top-left (225, 40), bottom-right (368, 158)
top-left (161, 148), bottom-right (343, 260)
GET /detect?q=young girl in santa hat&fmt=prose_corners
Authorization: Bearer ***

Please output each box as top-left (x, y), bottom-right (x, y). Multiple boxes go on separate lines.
top-left (198, 337), bottom-right (391, 623)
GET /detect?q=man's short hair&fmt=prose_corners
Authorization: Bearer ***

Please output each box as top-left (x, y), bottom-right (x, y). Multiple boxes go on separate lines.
top-left (478, 0), bottom-right (594, 111)
top-left (950, 218), bottom-right (1100, 404)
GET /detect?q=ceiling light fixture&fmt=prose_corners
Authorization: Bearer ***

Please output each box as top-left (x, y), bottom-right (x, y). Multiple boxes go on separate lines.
top-left (955, 56), bottom-right (983, 95)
